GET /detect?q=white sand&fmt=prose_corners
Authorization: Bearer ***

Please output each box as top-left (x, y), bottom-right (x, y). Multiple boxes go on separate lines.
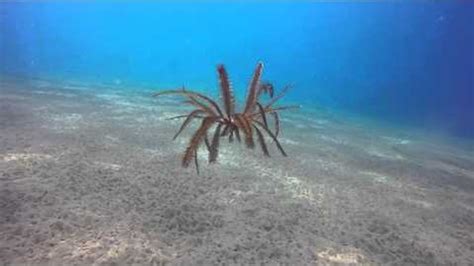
top-left (1, 77), bottom-right (473, 265)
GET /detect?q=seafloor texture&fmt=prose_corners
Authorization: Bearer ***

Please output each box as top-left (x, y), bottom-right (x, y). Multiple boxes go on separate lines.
top-left (1, 77), bottom-right (473, 265)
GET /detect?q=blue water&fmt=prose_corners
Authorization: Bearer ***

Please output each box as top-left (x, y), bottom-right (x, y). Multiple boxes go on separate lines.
top-left (1, 2), bottom-right (473, 137)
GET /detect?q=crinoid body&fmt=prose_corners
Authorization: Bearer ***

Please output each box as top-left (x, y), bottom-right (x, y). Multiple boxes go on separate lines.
top-left (153, 62), bottom-right (299, 174)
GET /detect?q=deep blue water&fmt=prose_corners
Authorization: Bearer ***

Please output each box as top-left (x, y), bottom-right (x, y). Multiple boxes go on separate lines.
top-left (1, 2), bottom-right (473, 138)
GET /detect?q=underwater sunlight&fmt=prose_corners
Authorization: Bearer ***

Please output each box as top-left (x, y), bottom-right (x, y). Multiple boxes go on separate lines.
top-left (1, 2), bottom-right (473, 265)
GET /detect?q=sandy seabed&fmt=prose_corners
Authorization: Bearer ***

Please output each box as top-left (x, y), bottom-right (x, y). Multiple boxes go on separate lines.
top-left (0, 77), bottom-right (473, 265)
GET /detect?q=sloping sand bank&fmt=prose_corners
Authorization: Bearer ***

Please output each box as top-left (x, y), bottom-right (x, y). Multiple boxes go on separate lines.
top-left (1, 77), bottom-right (473, 264)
